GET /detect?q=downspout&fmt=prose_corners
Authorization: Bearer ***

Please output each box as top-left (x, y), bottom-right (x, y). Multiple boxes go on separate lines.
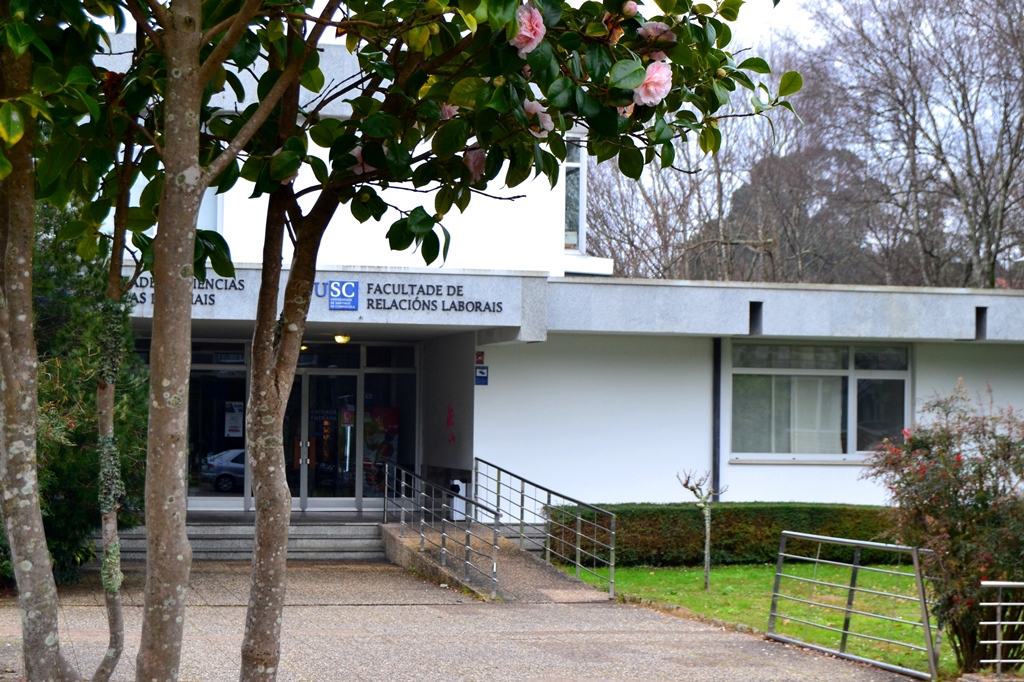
top-left (712, 337), bottom-right (722, 502)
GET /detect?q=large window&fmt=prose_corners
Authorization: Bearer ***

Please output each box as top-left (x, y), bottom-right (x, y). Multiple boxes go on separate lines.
top-left (730, 343), bottom-right (909, 458)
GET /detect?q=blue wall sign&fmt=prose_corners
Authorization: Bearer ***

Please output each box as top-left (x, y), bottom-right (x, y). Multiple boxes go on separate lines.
top-left (329, 280), bottom-right (359, 311)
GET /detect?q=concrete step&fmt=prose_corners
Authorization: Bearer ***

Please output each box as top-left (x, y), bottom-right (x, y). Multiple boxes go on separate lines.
top-left (114, 523), bottom-right (385, 562)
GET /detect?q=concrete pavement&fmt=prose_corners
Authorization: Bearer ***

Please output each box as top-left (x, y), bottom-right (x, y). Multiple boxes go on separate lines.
top-left (0, 561), bottom-right (911, 681)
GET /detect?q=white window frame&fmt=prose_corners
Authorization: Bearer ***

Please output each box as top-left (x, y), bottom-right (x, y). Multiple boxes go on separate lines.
top-left (564, 136), bottom-right (587, 252)
top-left (723, 339), bottom-right (911, 465)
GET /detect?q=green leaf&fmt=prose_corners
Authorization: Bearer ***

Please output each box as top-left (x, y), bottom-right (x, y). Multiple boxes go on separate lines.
top-left (126, 207), bottom-right (157, 232)
top-left (737, 57), bottom-right (770, 74)
top-left (269, 150), bottom-right (302, 182)
top-left (435, 185), bottom-right (455, 216)
top-left (526, 41), bottom-right (559, 90)
top-left (585, 45), bottom-right (612, 82)
top-left (533, 0), bottom-right (563, 26)
top-left (214, 158), bottom-right (241, 194)
top-left (450, 77), bottom-right (487, 108)
top-left (57, 219), bottom-right (91, 242)
top-left (421, 230), bottom-right (441, 265)
top-left (5, 21), bottom-right (35, 57)
top-left (33, 67), bottom-right (62, 94)
top-left (609, 59), bottom-right (645, 90)
top-left (558, 32), bottom-right (582, 51)
top-left (655, 0), bottom-right (676, 13)
top-left (547, 78), bottom-right (575, 109)
top-left (0, 103), bottom-right (25, 147)
top-left (778, 71), bottom-right (802, 97)
top-left (698, 125), bottom-right (721, 154)
top-left (76, 235), bottom-right (99, 261)
top-left (488, 0), bottom-right (518, 31)
top-left (618, 146), bottom-right (643, 179)
top-left (300, 67), bottom-right (325, 93)
top-left (660, 141), bottom-right (676, 168)
top-left (362, 113), bottom-right (400, 138)
top-left (230, 30), bottom-right (261, 69)
top-left (197, 230), bottom-right (235, 278)
top-left (308, 156), bottom-right (329, 185)
top-left (73, 90), bottom-right (100, 121)
top-left (64, 65), bottom-right (94, 86)
top-left (0, 149), bottom-right (11, 181)
top-left (432, 119), bottom-right (470, 159)
top-left (310, 119), bottom-right (341, 148)
top-left (387, 218), bottom-right (415, 251)
top-left (718, 0), bottom-right (744, 21)
top-left (18, 93), bottom-right (50, 121)
top-left (407, 206), bottom-right (436, 235)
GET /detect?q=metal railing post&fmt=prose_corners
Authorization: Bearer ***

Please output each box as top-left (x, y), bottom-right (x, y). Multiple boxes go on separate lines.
top-left (419, 488), bottom-right (426, 552)
top-left (768, 533), bottom-right (788, 634)
top-left (996, 585), bottom-right (1004, 676)
top-left (575, 510), bottom-right (582, 580)
top-left (465, 515), bottom-right (473, 582)
top-left (491, 519), bottom-right (500, 601)
top-left (840, 547), bottom-right (861, 654)
top-left (609, 515), bottom-right (616, 599)
top-left (912, 548), bottom-right (939, 681)
top-left (440, 511), bottom-right (448, 567)
top-left (544, 490), bottom-right (552, 563)
top-left (518, 479), bottom-right (526, 550)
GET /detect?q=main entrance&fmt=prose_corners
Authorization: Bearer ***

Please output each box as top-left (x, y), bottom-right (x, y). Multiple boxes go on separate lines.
top-left (188, 343), bottom-right (417, 512)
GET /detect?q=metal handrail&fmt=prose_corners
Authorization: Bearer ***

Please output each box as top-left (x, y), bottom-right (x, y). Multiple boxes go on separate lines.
top-left (383, 464), bottom-right (502, 599)
top-left (473, 458), bottom-right (615, 598)
top-left (980, 580), bottom-right (1024, 675)
top-left (767, 531), bottom-right (940, 680)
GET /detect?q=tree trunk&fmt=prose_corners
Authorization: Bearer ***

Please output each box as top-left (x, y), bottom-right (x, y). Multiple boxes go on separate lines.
top-left (91, 132), bottom-right (136, 682)
top-left (135, 5), bottom-right (204, 680)
top-left (0, 23), bottom-right (81, 681)
top-left (242, 179), bottom-right (337, 679)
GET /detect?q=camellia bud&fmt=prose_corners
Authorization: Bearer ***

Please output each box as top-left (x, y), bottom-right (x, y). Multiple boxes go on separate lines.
top-left (493, 75), bottom-right (506, 87)
top-left (715, 68), bottom-right (728, 79)
top-left (428, 22), bottom-right (440, 35)
top-left (622, 1), bottom-right (639, 17)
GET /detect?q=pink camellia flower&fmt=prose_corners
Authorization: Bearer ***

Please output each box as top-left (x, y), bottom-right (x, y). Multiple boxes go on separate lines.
top-left (524, 100), bottom-right (554, 137)
top-left (439, 103), bottom-right (458, 120)
top-left (633, 61), bottom-right (672, 106)
top-left (622, 1), bottom-right (638, 17)
top-left (638, 21), bottom-right (676, 43)
top-left (617, 103), bottom-right (635, 118)
top-left (464, 146), bottom-right (486, 183)
top-left (349, 146), bottom-right (376, 175)
top-left (510, 5), bottom-right (546, 58)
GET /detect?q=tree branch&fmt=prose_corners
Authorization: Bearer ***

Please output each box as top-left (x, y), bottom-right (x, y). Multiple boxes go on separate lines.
top-left (198, 0), bottom-right (265, 89)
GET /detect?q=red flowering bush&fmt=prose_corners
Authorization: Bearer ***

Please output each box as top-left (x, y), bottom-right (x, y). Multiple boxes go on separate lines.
top-left (865, 386), bottom-right (1024, 672)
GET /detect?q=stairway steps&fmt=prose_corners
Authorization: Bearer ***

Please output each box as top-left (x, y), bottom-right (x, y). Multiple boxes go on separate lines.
top-left (114, 523), bottom-right (385, 562)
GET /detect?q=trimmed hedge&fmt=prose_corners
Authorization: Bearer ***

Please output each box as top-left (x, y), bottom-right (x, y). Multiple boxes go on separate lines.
top-left (581, 503), bottom-right (894, 567)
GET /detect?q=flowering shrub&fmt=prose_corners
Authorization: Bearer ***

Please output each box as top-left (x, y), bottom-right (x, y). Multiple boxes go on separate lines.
top-left (864, 386), bottom-right (1024, 672)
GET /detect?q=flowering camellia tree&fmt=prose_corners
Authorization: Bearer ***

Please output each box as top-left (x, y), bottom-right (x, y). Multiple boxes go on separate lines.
top-left (1, 0), bottom-right (797, 680)
top-left (865, 386), bottom-right (1024, 673)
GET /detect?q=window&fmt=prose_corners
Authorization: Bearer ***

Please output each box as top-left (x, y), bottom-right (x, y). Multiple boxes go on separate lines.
top-left (730, 343), bottom-right (909, 458)
top-left (564, 138), bottom-right (586, 251)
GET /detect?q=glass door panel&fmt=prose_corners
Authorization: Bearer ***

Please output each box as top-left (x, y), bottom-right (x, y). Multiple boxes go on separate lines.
top-left (283, 380), bottom-right (303, 500)
top-left (308, 375), bottom-right (358, 498)
top-left (189, 369), bottom-right (247, 498)
top-left (363, 373), bottom-right (416, 498)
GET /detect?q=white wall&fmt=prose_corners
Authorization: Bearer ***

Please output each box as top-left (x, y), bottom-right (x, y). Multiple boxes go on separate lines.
top-left (721, 464), bottom-right (886, 505)
top-left (219, 159), bottom-right (567, 275)
top-left (421, 332), bottom-right (477, 472)
top-left (473, 334), bottom-right (714, 504)
top-left (915, 343), bottom-right (1024, 414)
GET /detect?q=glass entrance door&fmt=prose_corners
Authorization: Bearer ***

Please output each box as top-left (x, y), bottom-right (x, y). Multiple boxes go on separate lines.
top-left (307, 375), bottom-right (359, 500)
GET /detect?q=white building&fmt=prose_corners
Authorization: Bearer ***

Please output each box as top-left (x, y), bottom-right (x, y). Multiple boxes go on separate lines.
top-left (121, 44), bottom-right (1024, 513)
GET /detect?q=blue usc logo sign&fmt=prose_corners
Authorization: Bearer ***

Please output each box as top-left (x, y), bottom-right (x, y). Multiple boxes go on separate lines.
top-left (328, 281), bottom-right (359, 311)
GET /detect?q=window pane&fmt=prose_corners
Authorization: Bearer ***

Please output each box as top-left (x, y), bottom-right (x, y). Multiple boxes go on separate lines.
top-left (855, 346), bottom-right (909, 371)
top-left (732, 375), bottom-right (773, 452)
top-left (366, 346), bottom-right (415, 368)
top-left (566, 142), bottom-right (581, 163)
top-left (789, 376), bottom-right (846, 454)
top-left (564, 166), bottom-right (580, 249)
top-left (732, 375), bottom-right (846, 454)
top-left (857, 379), bottom-right (905, 450)
top-left (733, 344), bottom-right (847, 370)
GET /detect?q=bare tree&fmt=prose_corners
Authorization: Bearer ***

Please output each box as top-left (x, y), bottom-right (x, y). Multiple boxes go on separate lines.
top-left (813, 0), bottom-right (1024, 288)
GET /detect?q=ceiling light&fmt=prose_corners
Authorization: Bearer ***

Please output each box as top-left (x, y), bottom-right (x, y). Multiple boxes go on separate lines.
top-left (334, 334), bottom-right (351, 344)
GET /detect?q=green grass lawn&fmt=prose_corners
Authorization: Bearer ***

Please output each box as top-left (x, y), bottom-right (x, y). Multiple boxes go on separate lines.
top-left (577, 563), bottom-right (960, 679)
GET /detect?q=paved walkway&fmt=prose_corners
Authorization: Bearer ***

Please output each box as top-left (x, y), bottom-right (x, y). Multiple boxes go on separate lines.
top-left (0, 561), bottom-right (910, 681)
